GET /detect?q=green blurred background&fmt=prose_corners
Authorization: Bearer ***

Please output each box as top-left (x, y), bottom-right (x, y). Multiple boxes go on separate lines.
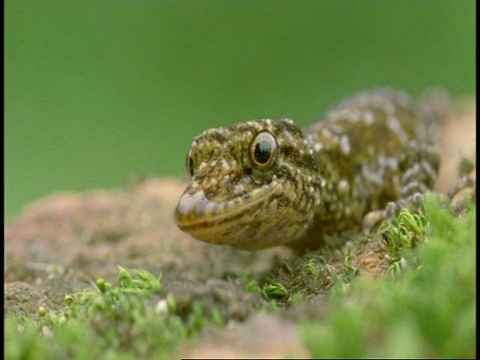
top-left (5, 0), bottom-right (475, 220)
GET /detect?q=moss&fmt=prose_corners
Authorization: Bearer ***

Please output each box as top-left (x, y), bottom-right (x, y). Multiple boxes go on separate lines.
top-left (5, 267), bottom-right (225, 360)
top-left (300, 194), bottom-right (475, 358)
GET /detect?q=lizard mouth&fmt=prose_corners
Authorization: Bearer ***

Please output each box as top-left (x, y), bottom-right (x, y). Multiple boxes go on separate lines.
top-left (174, 183), bottom-right (277, 244)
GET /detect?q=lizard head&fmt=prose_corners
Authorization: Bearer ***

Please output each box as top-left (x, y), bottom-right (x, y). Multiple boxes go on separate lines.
top-left (174, 118), bottom-right (322, 250)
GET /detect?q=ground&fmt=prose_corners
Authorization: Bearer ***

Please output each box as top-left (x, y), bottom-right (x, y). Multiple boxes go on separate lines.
top-left (4, 98), bottom-right (475, 358)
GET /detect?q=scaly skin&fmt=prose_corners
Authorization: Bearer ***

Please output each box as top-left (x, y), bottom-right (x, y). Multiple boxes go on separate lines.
top-left (174, 88), bottom-right (447, 251)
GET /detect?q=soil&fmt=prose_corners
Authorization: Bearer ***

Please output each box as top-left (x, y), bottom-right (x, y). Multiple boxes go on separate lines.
top-left (4, 98), bottom-right (475, 358)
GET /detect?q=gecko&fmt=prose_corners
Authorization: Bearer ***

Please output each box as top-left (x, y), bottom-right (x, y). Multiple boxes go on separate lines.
top-left (174, 88), bottom-right (450, 252)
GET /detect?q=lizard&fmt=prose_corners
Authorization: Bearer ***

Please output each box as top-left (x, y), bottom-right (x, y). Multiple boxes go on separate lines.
top-left (174, 88), bottom-right (452, 252)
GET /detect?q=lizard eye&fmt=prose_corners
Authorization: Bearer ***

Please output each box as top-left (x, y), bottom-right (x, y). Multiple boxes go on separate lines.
top-left (186, 148), bottom-right (195, 178)
top-left (249, 131), bottom-right (277, 169)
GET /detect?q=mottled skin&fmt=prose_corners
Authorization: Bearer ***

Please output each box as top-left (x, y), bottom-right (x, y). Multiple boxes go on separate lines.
top-left (175, 88), bottom-right (448, 251)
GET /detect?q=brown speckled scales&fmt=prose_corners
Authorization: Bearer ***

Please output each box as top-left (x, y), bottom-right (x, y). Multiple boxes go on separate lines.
top-left (174, 88), bottom-right (449, 251)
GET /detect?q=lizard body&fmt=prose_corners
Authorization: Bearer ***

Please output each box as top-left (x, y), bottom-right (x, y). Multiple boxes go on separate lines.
top-left (174, 88), bottom-right (447, 251)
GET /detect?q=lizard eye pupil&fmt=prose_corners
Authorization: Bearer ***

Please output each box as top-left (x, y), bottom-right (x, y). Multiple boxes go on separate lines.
top-left (250, 131), bottom-right (277, 168)
top-left (186, 149), bottom-right (195, 178)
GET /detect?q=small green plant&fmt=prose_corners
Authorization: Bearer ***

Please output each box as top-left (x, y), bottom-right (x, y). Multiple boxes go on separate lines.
top-left (304, 258), bottom-right (321, 276)
top-left (262, 282), bottom-right (289, 300)
top-left (342, 246), bottom-right (359, 278)
top-left (378, 206), bottom-right (428, 259)
top-left (377, 196), bottom-right (432, 278)
top-left (244, 278), bottom-right (261, 293)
